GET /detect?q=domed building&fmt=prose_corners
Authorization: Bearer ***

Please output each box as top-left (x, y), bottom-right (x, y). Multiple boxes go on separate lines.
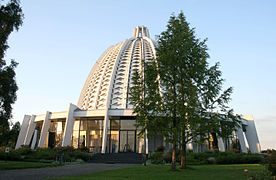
top-left (15, 26), bottom-right (261, 154)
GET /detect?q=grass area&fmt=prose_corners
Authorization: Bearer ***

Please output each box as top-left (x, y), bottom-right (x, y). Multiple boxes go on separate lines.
top-left (0, 160), bottom-right (59, 170)
top-left (51, 164), bottom-right (264, 180)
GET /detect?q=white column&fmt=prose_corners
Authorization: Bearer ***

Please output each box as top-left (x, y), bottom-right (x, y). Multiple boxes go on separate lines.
top-left (217, 136), bottom-right (225, 152)
top-left (236, 124), bottom-right (247, 153)
top-left (31, 130), bottom-right (38, 149)
top-left (187, 142), bottom-right (193, 151)
top-left (101, 114), bottom-right (109, 153)
top-left (145, 129), bottom-right (148, 154)
top-left (37, 111), bottom-right (51, 148)
top-left (243, 115), bottom-right (261, 153)
top-left (62, 103), bottom-right (78, 147)
top-left (24, 115), bottom-right (36, 146)
top-left (15, 115), bottom-right (31, 149)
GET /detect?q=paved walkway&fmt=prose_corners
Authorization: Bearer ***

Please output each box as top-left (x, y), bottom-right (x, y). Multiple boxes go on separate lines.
top-left (0, 163), bottom-right (139, 180)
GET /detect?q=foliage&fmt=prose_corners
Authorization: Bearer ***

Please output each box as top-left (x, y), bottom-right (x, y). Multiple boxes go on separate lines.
top-left (150, 151), bottom-right (164, 164)
top-left (0, 146), bottom-right (91, 162)
top-left (156, 145), bottom-right (165, 153)
top-left (265, 150), bottom-right (276, 176)
top-left (0, 0), bottom-right (23, 146)
top-left (130, 11), bottom-right (240, 169)
top-left (216, 152), bottom-right (262, 164)
top-left (7, 121), bottom-right (20, 147)
top-left (149, 150), bottom-right (262, 165)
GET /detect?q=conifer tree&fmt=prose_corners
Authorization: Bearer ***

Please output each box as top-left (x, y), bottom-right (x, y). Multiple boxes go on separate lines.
top-left (130, 12), bottom-right (240, 169)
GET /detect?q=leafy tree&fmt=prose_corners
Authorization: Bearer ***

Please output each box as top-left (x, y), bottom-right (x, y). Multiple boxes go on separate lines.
top-left (8, 121), bottom-right (20, 147)
top-left (155, 12), bottom-right (209, 169)
top-left (0, 0), bottom-right (23, 146)
top-left (129, 55), bottom-right (162, 164)
top-left (130, 12), bottom-right (240, 170)
top-left (156, 12), bottom-right (240, 169)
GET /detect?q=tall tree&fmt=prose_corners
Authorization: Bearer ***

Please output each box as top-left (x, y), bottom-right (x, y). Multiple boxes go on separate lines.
top-left (130, 12), bottom-right (240, 170)
top-left (0, 0), bottom-right (23, 146)
top-left (8, 121), bottom-right (20, 147)
top-left (155, 12), bottom-right (210, 169)
top-left (129, 55), bottom-right (162, 161)
top-left (157, 12), bottom-right (240, 169)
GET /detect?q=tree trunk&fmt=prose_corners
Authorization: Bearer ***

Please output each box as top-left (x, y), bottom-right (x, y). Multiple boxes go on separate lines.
top-left (172, 142), bottom-right (176, 169)
top-left (181, 142), bottom-right (187, 169)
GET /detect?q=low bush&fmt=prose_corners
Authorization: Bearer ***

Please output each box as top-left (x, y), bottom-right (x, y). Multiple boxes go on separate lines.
top-left (0, 147), bottom-right (91, 162)
top-left (216, 152), bottom-right (262, 164)
top-left (163, 152), bottom-right (171, 163)
top-left (150, 152), bottom-right (164, 164)
top-left (149, 150), bottom-right (262, 165)
top-left (267, 150), bottom-right (276, 175)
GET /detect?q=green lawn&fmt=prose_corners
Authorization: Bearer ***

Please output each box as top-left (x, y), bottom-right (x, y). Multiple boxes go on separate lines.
top-left (0, 161), bottom-right (59, 170)
top-left (51, 164), bottom-right (265, 180)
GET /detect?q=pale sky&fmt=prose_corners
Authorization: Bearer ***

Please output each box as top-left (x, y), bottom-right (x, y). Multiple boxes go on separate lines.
top-left (5, 0), bottom-right (276, 150)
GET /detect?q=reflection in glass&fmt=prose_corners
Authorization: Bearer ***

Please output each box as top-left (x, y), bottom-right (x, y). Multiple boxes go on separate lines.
top-left (89, 130), bottom-right (102, 153)
top-left (72, 120), bottom-right (80, 148)
top-left (107, 130), bottom-right (119, 153)
top-left (71, 119), bottom-right (103, 152)
top-left (119, 131), bottom-right (136, 152)
top-left (110, 120), bottom-right (120, 130)
top-left (48, 120), bottom-right (65, 148)
top-left (120, 120), bottom-right (136, 130)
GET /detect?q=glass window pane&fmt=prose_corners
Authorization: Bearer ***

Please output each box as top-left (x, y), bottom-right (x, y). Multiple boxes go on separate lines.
top-left (110, 120), bottom-right (120, 130)
top-left (120, 120), bottom-right (136, 130)
top-left (107, 130), bottom-right (119, 153)
top-left (89, 129), bottom-right (102, 153)
top-left (87, 120), bottom-right (103, 130)
top-left (72, 131), bottom-right (79, 148)
top-left (73, 121), bottom-right (80, 131)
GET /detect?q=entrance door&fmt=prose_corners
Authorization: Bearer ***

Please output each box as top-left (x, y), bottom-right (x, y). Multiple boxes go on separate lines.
top-left (119, 130), bottom-right (136, 152)
top-left (48, 132), bottom-right (55, 148)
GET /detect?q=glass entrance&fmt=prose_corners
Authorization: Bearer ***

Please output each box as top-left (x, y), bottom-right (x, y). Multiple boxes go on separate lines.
top-left (119, 130), bottom-right (136, 152)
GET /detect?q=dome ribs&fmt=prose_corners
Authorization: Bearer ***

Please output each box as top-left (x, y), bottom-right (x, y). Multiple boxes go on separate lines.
top-left (78, 26), bottom-right (157, 111)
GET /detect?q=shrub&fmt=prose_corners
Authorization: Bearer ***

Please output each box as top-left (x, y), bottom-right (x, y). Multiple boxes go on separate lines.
top-left (150, 152), bottom-right (164, 164)
top-left (0, 146), bottom-right (91, 162)
top-left (216, 152), bottom-right (262, 164)
top-left (0, 151), bottom-right (7, 160)
top-left (156, 146), bottom-right (165, 152)
top-left (267, 151), bottom-right (276, 175)
top-left (14, 147), bottom-right (32, 155)
top-left (7, 151), bottom-right (22, 161)
top-left (163, 152), bottom-right (172, 163)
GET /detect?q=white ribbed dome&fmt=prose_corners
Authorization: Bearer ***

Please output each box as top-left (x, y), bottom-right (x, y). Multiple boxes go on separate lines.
top-left (78, 26), bottom-right (157, 110)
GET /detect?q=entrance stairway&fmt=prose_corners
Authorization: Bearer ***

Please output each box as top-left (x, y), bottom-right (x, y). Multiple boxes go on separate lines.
top-left (88, 152), bottom-right (144, 164)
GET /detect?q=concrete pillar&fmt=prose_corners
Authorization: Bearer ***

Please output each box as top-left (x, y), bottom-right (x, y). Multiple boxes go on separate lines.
top-left (145, 129), bottom-right (148, 154)
top-left (31, 130), bottom-right (38, 149)
top-left (15, 115), bottom-right (31, 149)
top-left (187, 142), bottom-right (193, 151)
top-left (101, 114), bottom-right (109, 153)
top-left (37, 111), bottom-right (51, 148)
top-left (62, 103), bottom-right (78, 147)
top-left (236, 124), bottom-right (247, 153)
top-left (217, 136), bottom-right (225, 152)
top-left (243, 115), bottom-right (261, 153)
top-left (24, 115), bottom-right (36, 146)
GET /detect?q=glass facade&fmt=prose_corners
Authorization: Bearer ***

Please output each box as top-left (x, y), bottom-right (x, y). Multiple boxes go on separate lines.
top-left (72, 118), bottom-right (103, 153)
top-left (106, 118), bottom-right (144, 153)
top-left (69, 117), bottom-right (145, 153)
top-left (48, 120), bottom-right (66, 148)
